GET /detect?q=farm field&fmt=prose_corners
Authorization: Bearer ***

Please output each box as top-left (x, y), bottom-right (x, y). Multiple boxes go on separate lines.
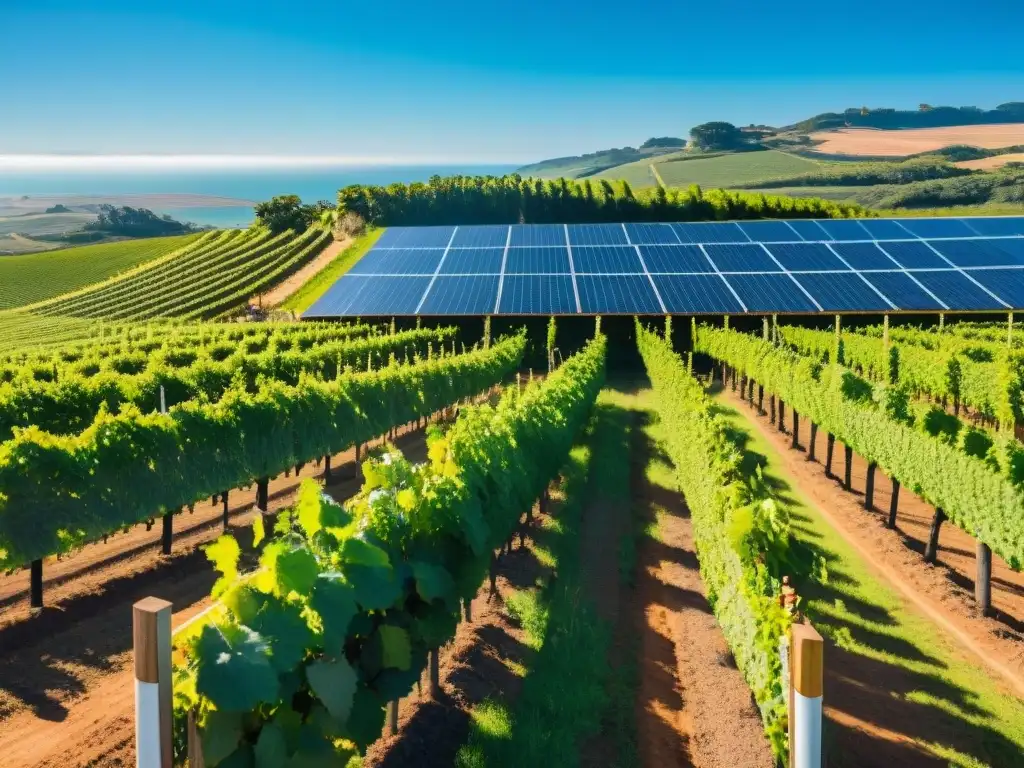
top-left (594, 149), bottom-right (821, 189)
top-left (956, 152), bottom-right (1024, 170)
top-left (0, 233), bottom-right (63, 255)
top-left (808, 124), bottom-right (1024, 157)
top-left (0, 211), bottom-right (98, 238)
top-left (0, 234), bottom-right (199, 310)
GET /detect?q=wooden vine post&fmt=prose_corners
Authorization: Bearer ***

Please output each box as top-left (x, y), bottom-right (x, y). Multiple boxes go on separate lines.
top-left (864, 463), bottom-right (877, 511)
top-left (825, 434), bottom-right (835, 478)
top-left (791, 409), bottom-right (800, 450)
top-left (843, 446), bottom-right (853, 490)
top-left (778, 400), bottom-right (786, 433)
top-left (808, 422), bottom-right (817, 461)
top-left (887, 479), bottom-right (900, 528)
top-left (133, 597), bottom-right (173, 768)
top-left (924, 508), bottom-right (947, 563)
top-left (787, 623), bottom-right (824, 768)
top-left (976, 542), bottom-right (992, 617)
top-left (30, 559), bottom-right (43, 610)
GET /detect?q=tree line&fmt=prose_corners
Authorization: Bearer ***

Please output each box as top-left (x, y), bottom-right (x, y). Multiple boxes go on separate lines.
top-left (336, 174), bottom-right (868, 226)
top-left (793, 102), bottom-right (1024, 132)
top-left (860, 166), bottom-right (1024, 209)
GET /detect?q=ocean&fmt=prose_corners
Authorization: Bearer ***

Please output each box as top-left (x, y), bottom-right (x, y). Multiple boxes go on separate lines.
top-left (0, 165), bottom-right (519, 228)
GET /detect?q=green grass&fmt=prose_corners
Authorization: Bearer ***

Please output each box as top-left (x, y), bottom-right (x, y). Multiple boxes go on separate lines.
top-left (457, 395), bottom-right (634, 768)
top-left (709, 391), bottom-right (1024, 768)
top-left (596, 150), bottom-right (822, 189)
top-left (0, 310), bottom-right (106, 354)
top-left (0, 234), bottom-right (199, 310)
top-left (283, 228), bottom-right (383, 315)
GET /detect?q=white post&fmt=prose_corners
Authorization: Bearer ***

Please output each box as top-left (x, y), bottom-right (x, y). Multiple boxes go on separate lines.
top-left (134, 597), bottom-right (173, 768)
top-left (789, 623), bottom-right (824, 768)
top-left (159, 385), bottom-right (166, 415)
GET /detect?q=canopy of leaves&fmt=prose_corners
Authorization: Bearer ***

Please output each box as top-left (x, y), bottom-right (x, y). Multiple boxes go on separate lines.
top-left (689, 122), bottom-right (745, 151)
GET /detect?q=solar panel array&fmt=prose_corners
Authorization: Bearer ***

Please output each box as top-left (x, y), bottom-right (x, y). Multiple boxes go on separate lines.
top-left (304, 217), bottom-right (1024, 317)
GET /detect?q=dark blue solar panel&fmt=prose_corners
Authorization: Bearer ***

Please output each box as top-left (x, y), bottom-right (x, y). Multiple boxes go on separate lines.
top-left (726, 274), bottom-right (817, 312)
top-left (509, 224), bottom-right (566, 247)
top-left (859, 219), bottom-right (912, 240)
top-left (671, 222), bottom-right (749, 243)
top-left (928, 238), bottom-right (1024, 267)
top-left (576, 275), bottom-right (661, 313)
top-left (766, 243), bottom-right (848, 271)
top-left (961, 217), bottom-right (1024, 237)
top-left (793, 273), bottom-right (892, 311)
top-left (898, 218), bottom-right (976, 239)
top-left (572, 246), bottom-right (643, 273)
top-left (735, 220), bottom-right (801, 243)
top-left (419, 275), bottom-right (500, 315)
top-left (784, 220), bottom-right (830, 241)
top-left (909, 270), bottom-right (1006, 311)
top-left (375, 226), bottom-right (456, 249)
top-left (861, 271), bottom-right (945, 310)
top-left (439, 248), bottom-right (504, 274)
top-left (306, 275), bottom-right (431, 316)
top-left (504, 247), bottom-right (570, 274)
top-left (349, 248), bottom-right (444, 275)
top-left (703, 243), bottom-right (780, 272)
top-left (964, 269), bottom-right (1024, 308)
top-left (813, 219), bottom-right (873, 241)
top-left (450, 225), bottom-right (509, 248)
top-left (829, 242), bottom-right (899, 270)
top-left (875, 241), bottom-right (948, 269)
top-left (653, 274), bottom-right (743, 313)
top-left (498, 275), bottom-right (577, 314)
top-left (639, 245), bottom-right (714, 273)
top-left (567, 223), bottom-right (629, 246)
top-left (624, 223), bottom-right (680, 244)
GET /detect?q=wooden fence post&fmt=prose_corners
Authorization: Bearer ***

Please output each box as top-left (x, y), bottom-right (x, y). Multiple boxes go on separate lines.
top-left (825, 434), bottom-right (835, 478)
top-left (161, 510), bottom-right (174, 556)
top-left (843, 446), bottom-right (853, 490)
top-left (864, 463), bottom-right (877, 511)
top-left (789, 623), bottom-right (823, 768)
top-left (30, 559), bottom-right (43, 610)
top-left (887, 479), bottom-right (900, 528)
top-left (758, 384), bottom-right (764, 413)
top-left (924, 508), bottom-right (947, 563)
top-left (791, 410), bottom-right (800, 450)
top-left (429, 649), bottom-right (440, 699)
top-left (134, 597), bottom-right (172, 768)
top-left (778, 401), bottom-right (786, 433)
top-left (808, 423), bottom-right (817, 461)
top-left (388, 699), bottom-right (399, 735)
top-left (976, 541), bottom-right (992, 617)
top-left (187, 709), bottom-right (205, 768)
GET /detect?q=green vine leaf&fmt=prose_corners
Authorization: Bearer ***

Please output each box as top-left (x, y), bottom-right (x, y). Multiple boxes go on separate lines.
top-left (194, 623), bottom-right (280, 712)
top-left (306, 658), bottom-right (358, 723)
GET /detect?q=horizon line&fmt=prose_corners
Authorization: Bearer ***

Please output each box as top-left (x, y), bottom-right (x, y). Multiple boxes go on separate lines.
top-left (0, 154), bottom-right (529, 171)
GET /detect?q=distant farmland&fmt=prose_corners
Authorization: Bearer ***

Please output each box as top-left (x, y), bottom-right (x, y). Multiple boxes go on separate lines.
top-left (808, 124), bottom-right (1024, 156)
top-left (595, 149), bottom-right (820, 189)
top-left (955, 152), bottom-right (1024, 170)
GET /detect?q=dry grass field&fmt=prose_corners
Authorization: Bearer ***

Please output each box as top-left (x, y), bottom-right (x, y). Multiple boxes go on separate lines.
top-left (808, 124), bottom-right (1024, 156)
top-left (955, 152), bottom-right (1024, 170)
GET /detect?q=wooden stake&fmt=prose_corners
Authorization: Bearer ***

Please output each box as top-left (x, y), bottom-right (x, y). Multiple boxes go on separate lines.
top-left (808, 423), bottom-right (817, 461)
top-left (792, 410), bottom-right (800, 450)
top-left (976, 541), bottom-right (992, 617)
top-left (888, 479), bottom-right (900, 528)
top-left (865, 463), bottom-right (876, 510)
top-left (388, 699), bottom-right (399, 735)
top-left (778, 400), bottom-right (786, 433)
top-left (825, 434), bottom-right (835, 478)
top-left (924, 508), bottom-right (947, 563)
top-left (843, 446), bottom-right (853, 490)
top-left (30, 558), bottom-right (43, 610)
top-left (428, 649), bottom-right (440, 699)
top-left (161, 511), bottom-right (173, 556)
top-left (133, 597), bottom-right (173, 768)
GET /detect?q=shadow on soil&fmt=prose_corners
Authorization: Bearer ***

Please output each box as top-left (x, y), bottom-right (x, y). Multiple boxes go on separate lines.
top-left (712, 394), bottom-right (1024, 768)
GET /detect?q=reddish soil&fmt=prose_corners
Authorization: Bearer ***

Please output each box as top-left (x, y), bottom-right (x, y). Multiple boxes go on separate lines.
top-left (723, 384), bottom-right (1024, 695)
top-left (0, 411), bottom-right (459, 768)
top-left (629, 406), bottom-right (774, 768)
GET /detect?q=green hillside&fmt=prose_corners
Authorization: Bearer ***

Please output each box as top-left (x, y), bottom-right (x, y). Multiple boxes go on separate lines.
top-left (0, 234), bottom-right (201, 310)
top-left (594, 150), bottom-right (821, 189)
top-left (515, 144), bottom-right (681, 178)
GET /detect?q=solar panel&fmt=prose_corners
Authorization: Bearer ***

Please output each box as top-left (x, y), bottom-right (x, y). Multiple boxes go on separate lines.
top-left (875, 241), bottom-right (948, 269)
top-left (348, 248), bottom-right (444, 275)
top-left (572, 246), bottom-right (644, 274)
top-left (498, 275), bottom-right (577, 314)
top-left (735, 220), bottom-right (801, 243)
top-left (767, 242), bottom-right (849, 271)
top-left (419, 275), bottom-right (500, 315)
top-left (306, 217), bottom-right (1024, 316)
top-left (509, 224), bottom-right (566, 247)
top-left (928, 238), bottom-right (1024, 267)
top-left (813, 219), bottom-right (873, 242)
top-left (504, 247), bottom-right (571, 274)
top-left (567, 224), bottom-right (628, 247)
top-left (375, 226), bottom-right (456, 249)
top-left (965, 269), bottom-right (1024, 307)
top-left (861, 271), bottom-right (946, 310)
top-left (961, 217), bottom-right (1024, 237)
top-left (783, 220), bottom-right (830, 241)
top-left (639, 245), bottom-right (715, 273)
top-left (576, 275), bottom-right (662, 313)
top-left (450, 225), bottom-right (509, 248)
top-left (829, 242), bottom-right (899, 270)
top-left (909, 270), bottom-right (1006, 311)
top-left (898, 218), bottom-right (977, 239)
top-left (439, 248), bottom-right (504, 274)
top-left (793, 273), bottom-right (893, 311)
top-left (725, 273), bottom-right (818, 312)
top-left (672, 222), bottom-right (749, 243)
top-left (624, 223), bottom-right (680, 245)
top-left (704, 243), bottom-right (780, 272)
top-left (654, 274), bottom-right (743, 313)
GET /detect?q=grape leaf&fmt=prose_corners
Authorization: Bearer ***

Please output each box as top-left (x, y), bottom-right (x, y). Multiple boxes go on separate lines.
top-left (340, 536), bottom-right (391, 568)
top-left (410, 561), bottom-right (455, 604)
top-left (344, 687), bottom-right (386, 750)
top-left (206, 535), bottom-right (241, 578)
top-left (201, 709), bottom-right (243, 766)
top-left (250, 596), bottom-right (315, 673)
top-left (378, 625), bottom-right (412, 670)
top-left (222, 584), bottom-right (267, 626)
top-left (254, 720), bottom-right (289, 768)
top-left (252, 512), bottom-right (266, 548)
top-left (219, 745), bottom-right (256, 768)
top-left (309, 574), bottom-right (357, 652)
top-left (194, 624), bottom-right (280, 712)
top-left (374, 667), bottom-right (420, 700)
top-left (305, 658), bottom-right (358, 723)
top-left (273, 545), bottom-right (319, 596)
top-left (286, 723), bottom-right (342, 768)
top-left (346, 563), bottom-right (401, 610)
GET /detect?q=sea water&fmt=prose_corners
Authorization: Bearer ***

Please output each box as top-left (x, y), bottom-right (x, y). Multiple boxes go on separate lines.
top-left (0, 165), bottom-right (518, 228)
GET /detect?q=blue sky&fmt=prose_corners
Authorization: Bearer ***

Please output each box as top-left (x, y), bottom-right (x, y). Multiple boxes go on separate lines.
top-left (1, 0), bottom-right (1022, 164)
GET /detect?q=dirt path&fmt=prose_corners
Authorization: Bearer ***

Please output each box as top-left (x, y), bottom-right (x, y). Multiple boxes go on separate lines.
top-left (259, 234), bottom-right (350, 307)
top-left (0, 421), bottom-right (432, 768)
top-left (722, 385), bottom-right (1024, 695)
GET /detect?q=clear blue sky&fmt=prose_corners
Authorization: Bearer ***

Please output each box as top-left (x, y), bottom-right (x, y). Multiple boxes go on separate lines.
top-left (2, 0), bottom-right (1022, 164)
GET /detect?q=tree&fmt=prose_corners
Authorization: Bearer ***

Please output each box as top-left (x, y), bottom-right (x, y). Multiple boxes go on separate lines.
top-left (254, 195), bottom-right (320, 234)
top-left (860, 106), bottom-right (870, 116)
top-left (640, 136), bottom-right (686, 149)
top-left (688, 122), bottom-right (743, 151)
top-left (919, 103), bottom-right (933, 111)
